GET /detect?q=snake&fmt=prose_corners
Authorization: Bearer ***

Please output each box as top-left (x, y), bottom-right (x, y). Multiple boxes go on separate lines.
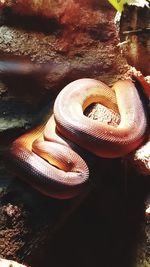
top-left (9, 78), bottom-right (147, 199)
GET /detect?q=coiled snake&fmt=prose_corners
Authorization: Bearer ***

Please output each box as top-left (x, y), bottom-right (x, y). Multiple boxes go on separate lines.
top-left (9, 78), bottom-right (147, 199)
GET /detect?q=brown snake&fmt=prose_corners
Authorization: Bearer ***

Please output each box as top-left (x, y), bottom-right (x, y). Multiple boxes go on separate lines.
top-left (9, 78), bottom-right (147, 199)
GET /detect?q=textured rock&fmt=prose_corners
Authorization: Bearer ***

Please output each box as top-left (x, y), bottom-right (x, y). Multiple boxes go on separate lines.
top-left (0, 0), bottom-right (111, 19)
top-left (85, 103), bottom-right (120, 126)
top-left (0, 1), bottom-right (129, 135)
top-left (119, 4), bottom-right (150, 75)
top-left (127, 75), bottom-right (150, 176)
top-left (130, 135), bottom-right (150, 176)
top-left (0, 1), bottom-right (128, 95)
top-left (0, 182), bottom-right (91, 264)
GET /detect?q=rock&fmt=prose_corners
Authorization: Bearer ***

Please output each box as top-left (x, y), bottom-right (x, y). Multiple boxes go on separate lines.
top-left (0, 0), bottom-right (111, 19)
top-left (126, 75), bottom-right (150, 176)
top-left (0, 0), bottom-right (129, 135)
top-left (119, 4), bottom-right (150, 75)
top-left (85, 103), bottom-right (120, 127)
top-left (0, 1), bottom-right (128, 103)
top-left (0, 2), bottom-right (129, 168)
top-left (129, 134), bottom-right (150, 176)
top-left (0, 182), bottom-right (91, 264)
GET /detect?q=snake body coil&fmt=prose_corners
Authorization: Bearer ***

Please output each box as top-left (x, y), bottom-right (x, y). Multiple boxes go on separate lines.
top-left (9, 78), bottom-right (147, 199)
top-left (54, 78), bottom-right (147, 158)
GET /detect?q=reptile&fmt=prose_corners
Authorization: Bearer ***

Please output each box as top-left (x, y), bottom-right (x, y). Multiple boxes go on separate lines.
top-left (8, 78), bottom-right (147, 199)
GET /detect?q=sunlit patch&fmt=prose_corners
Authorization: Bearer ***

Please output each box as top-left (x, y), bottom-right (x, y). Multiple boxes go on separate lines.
top-left (146, 205), bottom-right (150, 215)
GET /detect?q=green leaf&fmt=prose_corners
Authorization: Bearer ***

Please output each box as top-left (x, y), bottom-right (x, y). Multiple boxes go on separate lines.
top-left (108, 0), bottom-right (126, 12)
top-left (108, 0), bottom-right (150, 12)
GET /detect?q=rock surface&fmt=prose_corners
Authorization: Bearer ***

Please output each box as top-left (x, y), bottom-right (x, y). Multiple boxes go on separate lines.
top-left (130, 135), bottom-right (150, 176)
top-left (0, 0), bottom-right (129, 138)
top-left (0, 0), bottom-right (112, 19)
top-left (119, 4), bottom-right (150, 75)
top-left (127, 74), bottom-right (150, 176)
top-left (0, 1), bottom-right (128, 115)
